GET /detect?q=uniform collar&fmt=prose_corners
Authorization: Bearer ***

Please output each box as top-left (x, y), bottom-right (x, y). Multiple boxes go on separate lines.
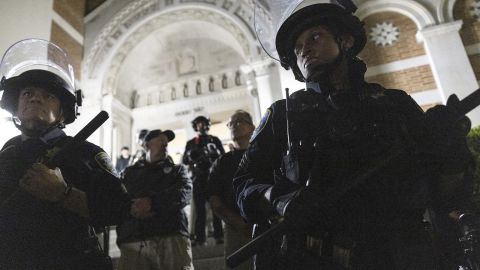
top-left (21, 127), bottom-right (65, 144)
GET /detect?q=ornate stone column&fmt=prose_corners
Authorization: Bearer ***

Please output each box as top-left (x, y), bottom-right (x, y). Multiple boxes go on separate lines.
top-left (240, 64), bottom-right (262, 123)
top-left (248, 59), bottom-right (284, 115)
top-left (417, 20), bottom-right (480, 125)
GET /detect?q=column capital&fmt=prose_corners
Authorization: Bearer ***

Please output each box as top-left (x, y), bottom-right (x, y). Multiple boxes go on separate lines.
top-left (244, 59), bottom-right (277, 77)
top-left (416, 20), bottom-right (463, 42)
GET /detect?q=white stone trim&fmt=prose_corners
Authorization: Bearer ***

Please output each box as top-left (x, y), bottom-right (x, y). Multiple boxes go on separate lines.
top-left (356, 0), bottom-right (436, 30)
top-left (438, 0), bottom-right (457, 23)
top-left (365, 55), bottom-right (429, 77)
top-left (466, 43), bottom-right (480, 55)
top-left (84, 0), bottom-right (114, 23)
top-left (52, 11), bottom-right (84, 44)
top-left (416, 20), bottom-right (463, 42)
top-left (410, 89), bottom-right (442, 106)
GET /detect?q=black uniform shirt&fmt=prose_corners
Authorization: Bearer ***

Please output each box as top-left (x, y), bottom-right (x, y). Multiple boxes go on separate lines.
top-left (207, 149), bottom-right (246, 213)
top-left (0, 127), bottom-right (131, 269)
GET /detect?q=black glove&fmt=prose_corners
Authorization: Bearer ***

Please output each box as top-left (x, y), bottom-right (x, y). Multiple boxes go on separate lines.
top-left (458, 213), bottom-right (480, 240)
top-left (272, 187), bottom-right (337, 232)
top-left (424, 94), bottom-right (471, 173)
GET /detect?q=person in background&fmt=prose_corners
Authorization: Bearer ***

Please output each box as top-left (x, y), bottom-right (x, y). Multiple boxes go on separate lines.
top-left (116, 129), bottom-right (193, 270)
top-left (183, 116), bottom-right (225, 245)
top-left (116, 146), bottom-right (131, 174)
top-left (208, 110), bottom-right (256, 269)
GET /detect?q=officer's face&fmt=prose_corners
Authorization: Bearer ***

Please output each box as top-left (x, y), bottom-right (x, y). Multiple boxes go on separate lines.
top-left (227, 113), bottom-right (254, 140)
top-left (145, 134), bottom-right (168, 163)
top-left (294, 25), bottom-right (347, 80)
top-left (16, 87), bottom-right (63, 129)
top-left (196, 121), bottom-right (208, 134)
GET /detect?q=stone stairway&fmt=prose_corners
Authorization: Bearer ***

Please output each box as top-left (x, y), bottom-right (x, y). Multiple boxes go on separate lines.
top-left (192, 237), bottom-right (225, 270)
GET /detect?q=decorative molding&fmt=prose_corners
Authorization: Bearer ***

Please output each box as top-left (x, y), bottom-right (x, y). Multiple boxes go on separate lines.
top-left (356, 0), bottom-right (436, 29)
top-left (84, 0), bottom-right (260, 80)
top-left (438, 0), bottom-right (456, 23)
top-left (369, 21), bottom-right (400, 47)
top-left (100, 7), bottom-right (254, 95)
top-left (416, 20), bottom-right (462, 42)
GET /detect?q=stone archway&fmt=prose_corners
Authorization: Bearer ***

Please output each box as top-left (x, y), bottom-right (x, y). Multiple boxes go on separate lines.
top-left (356, 0), bottom-right (436, 29)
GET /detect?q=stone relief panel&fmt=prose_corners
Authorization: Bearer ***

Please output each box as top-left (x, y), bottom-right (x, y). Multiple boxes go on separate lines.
top-left (84, 0), bottom-right (262, 80)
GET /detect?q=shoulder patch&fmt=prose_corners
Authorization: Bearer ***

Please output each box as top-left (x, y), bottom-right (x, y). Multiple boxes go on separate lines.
top-left (94, 152), bottom-right (117, 177)
top-left (250, 108), bottom-right (271, 143)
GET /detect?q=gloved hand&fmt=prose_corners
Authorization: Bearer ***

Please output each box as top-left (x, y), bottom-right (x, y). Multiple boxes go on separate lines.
top-left (272, 187), bottom-right (337, 232)
top-left (458, 213), bottom-right (480, 239)
top-left (19, 162), bottom-right (68, 202)
top-left (424, 94), bottom-right (471, 173)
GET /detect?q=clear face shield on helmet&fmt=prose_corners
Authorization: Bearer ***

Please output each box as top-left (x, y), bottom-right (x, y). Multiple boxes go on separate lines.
top-left (0, 39), bottom-right (75, 90)
top-left (0, 39), bottom-right (81, 126)
top-left (254, 0), bottom-right (337, 62)
top-left (254, 0), bottom-right (363, 83)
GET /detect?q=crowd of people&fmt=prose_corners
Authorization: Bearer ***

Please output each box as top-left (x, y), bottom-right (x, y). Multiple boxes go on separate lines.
top-left (0, 0), bottom-right (479, 269)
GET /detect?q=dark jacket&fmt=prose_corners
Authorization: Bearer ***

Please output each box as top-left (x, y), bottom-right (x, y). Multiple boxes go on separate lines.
top-left (116, 159), bottom-right (192, 244)
top-left (0, 128), bottom-right (131, 269)
top-left (233, 84), bottom-right (473, 269)
top-left (207, 149), bottom-right (246, 213)
top-left (183, 134), bottom-right (225, 191)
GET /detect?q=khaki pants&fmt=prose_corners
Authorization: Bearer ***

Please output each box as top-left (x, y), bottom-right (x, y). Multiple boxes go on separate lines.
top-left (118, 234), bottom-right (194, 270)
top-left (224, 224), bottom-right (254, 270)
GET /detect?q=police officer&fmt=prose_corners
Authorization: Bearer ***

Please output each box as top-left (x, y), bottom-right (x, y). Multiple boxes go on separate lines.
top-left (116, 129), bottom-right (194, 270)
top-left (233, 1), bottom-right (475, 269)
top-left (183, 115), bottom-right (225, 245)
top-left (0, 39), bottom-right (147, 269)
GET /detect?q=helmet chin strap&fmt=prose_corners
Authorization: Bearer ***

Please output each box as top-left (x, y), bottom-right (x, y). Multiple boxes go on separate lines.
top-left (305, 38), bottom-right (367, 100)
top-left (305, 47), bottom-right (346, 96)
top-left (12, 116), bottom-right (64, 137)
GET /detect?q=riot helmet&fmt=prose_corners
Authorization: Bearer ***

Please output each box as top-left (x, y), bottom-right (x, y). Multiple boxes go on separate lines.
top-left (255, 0), bottom-right (366, 81)
top-left (0, 39), bottom-right (82, 126)
top-left (191, 116), bottom-right (211, 132)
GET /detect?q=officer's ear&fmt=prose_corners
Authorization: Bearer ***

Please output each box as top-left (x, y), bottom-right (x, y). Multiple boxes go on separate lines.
top-left (339, 34), bottom-right (354, 52)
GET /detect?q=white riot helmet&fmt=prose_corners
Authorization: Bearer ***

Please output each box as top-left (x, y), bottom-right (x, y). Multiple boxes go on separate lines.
top-left (0, 39), bottom-right (82, 125)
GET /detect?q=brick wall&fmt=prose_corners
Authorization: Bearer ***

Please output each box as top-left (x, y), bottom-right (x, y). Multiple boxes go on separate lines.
top-left (50, 22), bottom-right (83, 80)
top-left (454, 0), bottom-right (480, 46)
top-left (366, 65), bottom-right (436, 94)
top-left (53, 0), bottom-right (85, 34)
top-left (50, 0), bottom-right (85, 80)
top-left (359, 12), bottom-right (425, 66)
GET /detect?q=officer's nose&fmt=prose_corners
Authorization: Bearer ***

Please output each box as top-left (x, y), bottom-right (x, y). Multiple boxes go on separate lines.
top-left (28, 91), bottom-right (43, 103)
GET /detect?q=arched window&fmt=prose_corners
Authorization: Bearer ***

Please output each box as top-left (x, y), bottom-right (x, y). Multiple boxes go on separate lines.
top-left (171, 87), bottom-right (177, 100)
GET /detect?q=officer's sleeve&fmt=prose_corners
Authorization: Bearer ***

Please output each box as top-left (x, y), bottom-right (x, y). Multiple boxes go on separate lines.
top-left (233, 103), bottom-right (282, 224)
top-left (150, 165), bottom-right (193, 214)
top-left (81, 143), bottom-right (132, 227)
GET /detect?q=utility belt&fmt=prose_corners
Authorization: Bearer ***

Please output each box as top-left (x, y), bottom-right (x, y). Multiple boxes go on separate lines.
top-left (299, 233), bottom-right (356, 269)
